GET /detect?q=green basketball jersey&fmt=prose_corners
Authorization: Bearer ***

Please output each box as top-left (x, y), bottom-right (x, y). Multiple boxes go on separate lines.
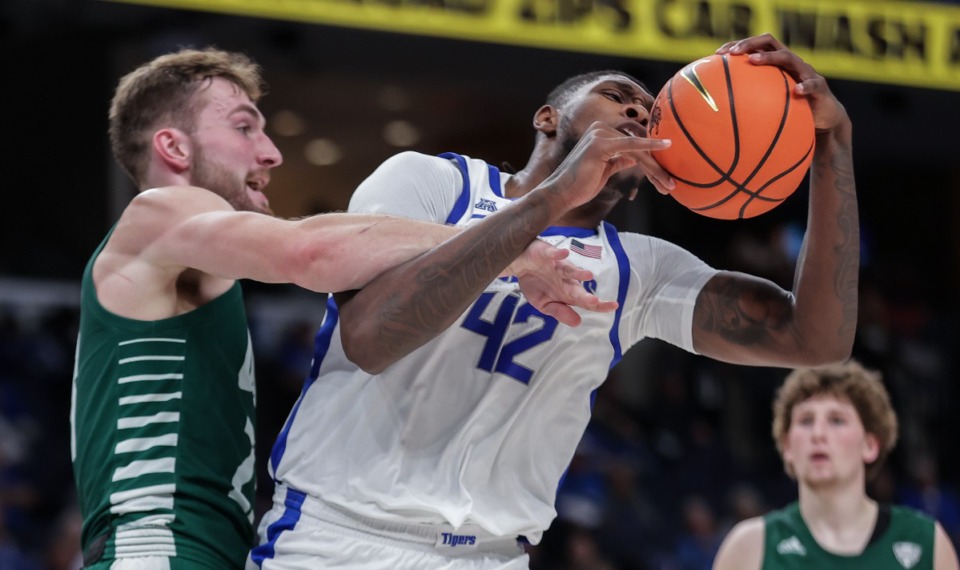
top-left (71, 231), bottom-right (257, 569)
top-left (763, 502), bottom-right (935, 570)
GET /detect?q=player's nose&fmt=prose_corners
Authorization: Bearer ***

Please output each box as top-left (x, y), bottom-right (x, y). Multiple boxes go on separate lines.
top-left (625, 104), bottom-right (650, 128)
top-left (810, 417), bottom-right (828, 440)
top-left (259, 136), bottom-right (283, 168)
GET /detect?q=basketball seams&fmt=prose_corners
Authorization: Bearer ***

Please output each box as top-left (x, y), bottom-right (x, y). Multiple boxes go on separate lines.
top-left (735, 69), bottom-right (795, 218)
top-left (748, 140), bottom-right (816, 201)
top-left (664, 74), bottom-right (731, 186)
top-left (684, 57), bottom-right (781, 215)
top-left (722, 55), bottom-right (742, 186)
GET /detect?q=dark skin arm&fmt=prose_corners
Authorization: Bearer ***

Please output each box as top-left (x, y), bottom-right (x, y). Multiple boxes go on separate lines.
top-left (692, 34), bottom-right (858, 367)
top-left (338, 124), bottom-right (671, 374)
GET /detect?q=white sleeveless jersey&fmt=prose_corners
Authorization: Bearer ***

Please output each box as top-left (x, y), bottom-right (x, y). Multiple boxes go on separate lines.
top-left (268, 152), bottom-right (717, 543)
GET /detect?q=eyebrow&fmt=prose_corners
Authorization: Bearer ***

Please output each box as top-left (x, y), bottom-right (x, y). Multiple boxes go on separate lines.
top-left (795, 403), bottom-right (855, 415)
top-left (229, 103), bottom-right (265, 125)
top-left (599, 80), bottom-right (653, 104)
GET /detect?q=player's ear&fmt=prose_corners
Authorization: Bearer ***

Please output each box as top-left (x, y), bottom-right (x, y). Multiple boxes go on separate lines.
top-left (533, 105), bottom-right (558, 137)
top-left (154, 128), bottom-right (191, 173)
top-left (780, 436), bottom-right (794, 465)
top-left (862, 433), bottom-right (880, 465)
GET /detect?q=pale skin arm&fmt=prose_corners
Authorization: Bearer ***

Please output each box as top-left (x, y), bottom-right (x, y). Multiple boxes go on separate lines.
top-left (110, 185), bottom-right (466, 290)
top-left (712, 517), bottom-right (764, 570)
top-left (691, 34), bottom-right (858, 367)
top-left (338, 124), bottom-right (671, 374)
top-left (97, 184), bottom-right (612, 321)
top-left (935, 521), bottom-right (960, 570)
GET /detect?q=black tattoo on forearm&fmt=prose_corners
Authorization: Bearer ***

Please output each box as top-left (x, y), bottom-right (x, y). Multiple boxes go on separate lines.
top-left (834, 148), bottom-right (858, 341)
top-left (348, 194), bottom-right (553, 366)
top-left (814, 138), bottom-right (859, 341)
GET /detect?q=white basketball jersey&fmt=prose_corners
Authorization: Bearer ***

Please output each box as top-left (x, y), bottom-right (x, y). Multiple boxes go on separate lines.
top-left (268, 152), bottom-right (717, 542)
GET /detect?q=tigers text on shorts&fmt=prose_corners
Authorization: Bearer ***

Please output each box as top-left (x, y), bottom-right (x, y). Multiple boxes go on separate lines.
top-left (248, 485), bottom-right (529, 570)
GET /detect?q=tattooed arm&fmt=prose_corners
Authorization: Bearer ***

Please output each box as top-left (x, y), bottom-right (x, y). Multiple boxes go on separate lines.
top-left (339, 126), bottom-right (669, 374)
top-left (692, 35), bottom-right (858, 367)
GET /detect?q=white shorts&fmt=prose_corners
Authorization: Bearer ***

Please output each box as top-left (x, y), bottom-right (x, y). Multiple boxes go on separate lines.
top-left (247, 485), bottom-right (528, 570)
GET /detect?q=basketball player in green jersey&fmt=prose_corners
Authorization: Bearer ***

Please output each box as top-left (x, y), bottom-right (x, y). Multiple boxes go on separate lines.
top-left (72, 47), bottom-right (668, 569)
top-left (713, 362), bottom-right (959, 570)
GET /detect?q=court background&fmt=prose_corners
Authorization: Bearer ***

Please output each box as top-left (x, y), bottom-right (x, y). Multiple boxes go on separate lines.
top-left (1, 1), bottom-right (958, 568)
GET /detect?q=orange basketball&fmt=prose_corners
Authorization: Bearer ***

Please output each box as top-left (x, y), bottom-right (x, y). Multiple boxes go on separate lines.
top-left (648, 53), bottom-right (815, 220)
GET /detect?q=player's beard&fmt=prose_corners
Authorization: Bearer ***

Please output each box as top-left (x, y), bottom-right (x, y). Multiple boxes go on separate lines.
top-left (190, 145), bottom-right (263, 213)
top-left (558, 128), bottom-right (645, 201)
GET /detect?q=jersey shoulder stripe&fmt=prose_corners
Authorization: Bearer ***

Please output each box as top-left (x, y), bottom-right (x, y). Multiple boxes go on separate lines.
top-left (438, 152), bottom-right (474, 224)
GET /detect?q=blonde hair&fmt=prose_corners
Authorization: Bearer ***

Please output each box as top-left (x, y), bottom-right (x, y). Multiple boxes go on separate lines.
top-left (108, 47), bottom-right (264, 185)
top-left (772, 361), bottom-right (898, 481)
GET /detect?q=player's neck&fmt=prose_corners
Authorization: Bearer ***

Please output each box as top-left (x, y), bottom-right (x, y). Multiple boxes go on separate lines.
top-left (506, 151), bottom-right (618, 229)
top-left (553, 196), bottom-right (619, 228)
top-left (143, 159), bottom-right (192, 191)
top-left (503, 153), bottom-right (555, 200)
top-left (798, 483), bottom-right (877, 552)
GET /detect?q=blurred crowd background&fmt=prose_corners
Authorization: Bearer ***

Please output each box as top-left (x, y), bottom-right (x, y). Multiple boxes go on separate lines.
top-left (2, 0), bottom-right (959, 568)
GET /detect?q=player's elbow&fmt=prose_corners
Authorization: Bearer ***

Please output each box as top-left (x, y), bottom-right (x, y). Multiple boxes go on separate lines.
top-left (800, 320), bottom-right (856, 367)
top-left (804, 350), bottom-right (852, 368)
top-left (824, 339), bottom-right (854, 365)
top-left (820, 343), bottom-right (854, 366)
top-left (339, 328), bottom-right (389, 375)
top-left (795, 338), bottom-right (853, 368)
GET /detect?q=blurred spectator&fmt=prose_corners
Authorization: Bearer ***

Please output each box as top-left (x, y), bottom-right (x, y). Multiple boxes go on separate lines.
top-left (44, 506), bottom-right (82, 570)
top-left (722, 484), bottom-right (767, 530)
top-left (598, 462), bottom-right (665, 570)
top-left (0, 491), bottom-right (40, 570)
top-left (899, 452), bottom-right (960, 547)
top-left (562, 527), bottom-right (616, 570)
top-left (672, 496), bottom-right (724, 570)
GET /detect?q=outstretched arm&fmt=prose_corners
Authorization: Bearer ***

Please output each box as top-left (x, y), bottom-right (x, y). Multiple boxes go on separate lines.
top-left (339, 127), bottom-right (670, 374)
top-left (691, 34), bottom-right (858, 367)
top-left (129, 186), bottom-right (464, 293)
top-left (102, 182), bottom-right (611, 323)
top-left (96, 185), bottom-right (492, 320)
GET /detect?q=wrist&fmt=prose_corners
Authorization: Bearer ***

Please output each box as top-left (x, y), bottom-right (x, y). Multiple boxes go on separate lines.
top-left (502, 236), bottom-right (553, 278)
top-left (526, 182), bottom-right (573, 222)
top-left (815, 109), bottom-right (852, 145)
top-left (815, 122), bottom-right (852, 159)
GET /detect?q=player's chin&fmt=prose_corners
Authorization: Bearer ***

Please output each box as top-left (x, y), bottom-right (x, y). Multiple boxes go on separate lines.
top-left (611, 173), bottom-right (646, 199)
top-left (799, 469), bottom-right (837, 487)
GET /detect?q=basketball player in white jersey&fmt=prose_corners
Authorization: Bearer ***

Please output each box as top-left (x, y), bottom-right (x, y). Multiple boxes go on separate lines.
top-left (251, 34), bottom-right (859, 570)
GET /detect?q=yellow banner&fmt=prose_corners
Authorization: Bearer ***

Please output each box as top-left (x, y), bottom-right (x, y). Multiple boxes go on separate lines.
top-left (105, 0), bottom-right (960, 91)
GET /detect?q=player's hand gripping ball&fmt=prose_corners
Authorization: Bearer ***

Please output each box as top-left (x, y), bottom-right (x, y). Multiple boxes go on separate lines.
top-left (648, 53), bottom-right (815, 220)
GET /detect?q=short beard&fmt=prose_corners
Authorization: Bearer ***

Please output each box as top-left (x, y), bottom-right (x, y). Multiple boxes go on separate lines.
top-left (559, 129), bottom-right (644, 199)
top-left (190, 144), bottom-right (256, 212)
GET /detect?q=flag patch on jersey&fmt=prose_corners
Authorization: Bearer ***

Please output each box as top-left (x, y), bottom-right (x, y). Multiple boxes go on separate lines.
top-left (570, 239), bottom-right (601, 259)
top-left (893, 541), bottom-right (922, 569)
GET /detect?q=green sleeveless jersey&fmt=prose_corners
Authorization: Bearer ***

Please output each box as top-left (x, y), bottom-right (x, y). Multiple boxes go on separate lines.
top-left (763, 502), bottom-right (935, 570)
top-left (71, 231), bottom-right (257, 569)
